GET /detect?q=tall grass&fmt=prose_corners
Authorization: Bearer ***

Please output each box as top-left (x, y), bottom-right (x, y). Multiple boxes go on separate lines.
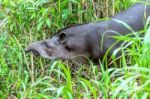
top-left (1, 0), bottom-right (150, 98)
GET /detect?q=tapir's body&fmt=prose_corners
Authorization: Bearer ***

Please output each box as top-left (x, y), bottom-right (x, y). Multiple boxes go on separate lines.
top-left (26, 2), bottom-right (150, 64)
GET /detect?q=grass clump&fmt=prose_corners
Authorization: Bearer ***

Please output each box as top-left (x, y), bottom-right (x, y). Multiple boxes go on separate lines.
top-left (0, 0), bottom-right (150, 98)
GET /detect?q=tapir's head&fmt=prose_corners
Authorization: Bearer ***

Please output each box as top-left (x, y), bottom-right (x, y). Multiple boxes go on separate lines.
top-left (25, 24), bottom-right (96, 61)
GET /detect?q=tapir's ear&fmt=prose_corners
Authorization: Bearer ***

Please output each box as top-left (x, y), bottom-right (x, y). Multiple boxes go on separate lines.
top-left (59, 33), bottom-right (66, 44)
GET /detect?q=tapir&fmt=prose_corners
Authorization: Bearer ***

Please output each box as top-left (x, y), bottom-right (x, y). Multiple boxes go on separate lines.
top-left (25, 1), bottom-right (150, 64)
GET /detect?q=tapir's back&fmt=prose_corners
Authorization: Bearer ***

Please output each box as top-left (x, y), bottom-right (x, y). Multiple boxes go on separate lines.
top-left (111, 2), bottom-right (150, 32)
top-left (97, 2), bottom-right (150, 57)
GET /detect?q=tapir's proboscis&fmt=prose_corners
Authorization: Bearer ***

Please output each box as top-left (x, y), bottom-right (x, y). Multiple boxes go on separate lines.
top-left (26, 1), bottom-right (150, 64)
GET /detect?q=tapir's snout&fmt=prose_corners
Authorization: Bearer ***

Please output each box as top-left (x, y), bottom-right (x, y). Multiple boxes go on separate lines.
top-left (25, 38), bottom-right (65, 60)
top-left (25, 41), bottom-right (46, 57)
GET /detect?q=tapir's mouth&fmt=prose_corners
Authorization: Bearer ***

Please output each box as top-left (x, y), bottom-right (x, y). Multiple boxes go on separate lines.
top-left (31, 50), bottom-right (40, 56)
top-left (25, 48), bottom-right (40, 56)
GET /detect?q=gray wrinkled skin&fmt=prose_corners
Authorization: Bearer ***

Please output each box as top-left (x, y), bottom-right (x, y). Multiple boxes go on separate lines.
top-left (26, 2), bottom-right (150, 64)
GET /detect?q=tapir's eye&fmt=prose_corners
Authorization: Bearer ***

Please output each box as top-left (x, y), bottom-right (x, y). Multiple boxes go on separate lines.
top-left (59, 33), bottom-right (66, 44)
top-left (65, 45), bottom-right (72, 52)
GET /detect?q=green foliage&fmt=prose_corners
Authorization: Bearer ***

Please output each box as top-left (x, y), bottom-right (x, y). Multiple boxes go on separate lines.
top-left (0, 0), bottom-right (150, 98)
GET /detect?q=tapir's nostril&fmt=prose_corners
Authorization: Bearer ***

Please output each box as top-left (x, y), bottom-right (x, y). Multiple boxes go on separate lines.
top-left (25, 49), bottom-right (30, 53)
top-left (25, 47), bottom-right (32, 53)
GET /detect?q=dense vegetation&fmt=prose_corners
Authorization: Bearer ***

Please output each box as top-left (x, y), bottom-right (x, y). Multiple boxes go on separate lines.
top-left (0, 0), bottom-right (150, 98)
